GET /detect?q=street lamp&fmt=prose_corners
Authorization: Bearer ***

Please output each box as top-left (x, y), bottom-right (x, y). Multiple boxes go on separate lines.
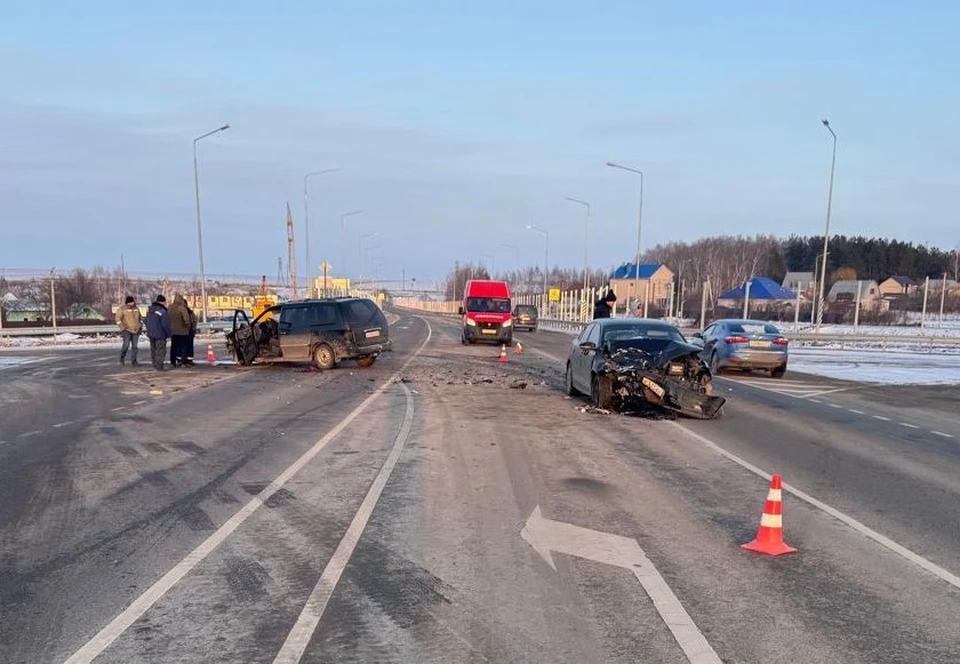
top-left (817, 119), bottom-right (838, 331)
top-left (499, 243), bottom-right (520, 272)
top-left (358, 231), bottom-right (378, 286)
top-left (340, 210), bottom-right (363, 277)
top-left (565, 197), bottom-right (592, 293)
top-left (527, 225), bottom-right (549, 299)
top-left (607, 161), bottom-right (644, 311)
top-left (304, 168), bottom-right (340, 298)
top-left (193, 122), bottom-right (230, 324)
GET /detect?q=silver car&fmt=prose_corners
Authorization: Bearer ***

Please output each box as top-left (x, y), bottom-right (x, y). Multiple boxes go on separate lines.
top-left (694, 319), bottom-right (789, 378)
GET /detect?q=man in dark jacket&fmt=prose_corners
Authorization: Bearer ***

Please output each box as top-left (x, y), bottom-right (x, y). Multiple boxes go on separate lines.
top-left (593, 290), bottom-right (617, 319)
top-left (145, 295), bottom-right (172, 371)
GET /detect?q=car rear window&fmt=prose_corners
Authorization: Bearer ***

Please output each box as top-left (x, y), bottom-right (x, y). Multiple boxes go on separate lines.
top-left (730, 322), bottom-right (780, 335)
top-left (516, 306), bottom-right (536, 314)
top-left (344, 300), bottom-right (379, 326)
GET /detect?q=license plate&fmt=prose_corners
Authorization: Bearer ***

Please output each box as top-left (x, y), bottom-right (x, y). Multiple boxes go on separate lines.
top-left (642, 377), bottom-right (665, 398)
top-left (749, 340), bottom-right (772, 348)
top-left (365, 330), bottom-right (381, 338)
top-left (481, 329), bottom-right (496, 335)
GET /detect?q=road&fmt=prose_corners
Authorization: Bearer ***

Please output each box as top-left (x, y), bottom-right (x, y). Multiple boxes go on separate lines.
top-left (2, 312), bottom-right (960, 663)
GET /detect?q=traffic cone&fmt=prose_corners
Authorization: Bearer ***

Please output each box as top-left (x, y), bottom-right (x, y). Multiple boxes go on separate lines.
top-left (206, 344), bottom-right (217, 365)
top-left (514, 342), bottom-right (524, 356)
top-left (499, 344), bottom-right (508, 363)
top-left (742, 474), bottom-right (797, 556)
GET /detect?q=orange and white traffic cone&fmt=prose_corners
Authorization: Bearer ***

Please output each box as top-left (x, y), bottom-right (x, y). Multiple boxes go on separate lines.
top-left (514, 342), bottom-right (524, 356)
top-left (742, 474), bottom-right (796, 556)
top-left (206, 344), bottom-right (217, 365)
top-left (499, 344), bottom-right (508, 363)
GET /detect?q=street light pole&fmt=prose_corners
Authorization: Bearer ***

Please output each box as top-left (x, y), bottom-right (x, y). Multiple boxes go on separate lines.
top-left (339, 210), bottom-right (363, 278)
top-left (565, 197), bottom-right (592, 293)
top-left (358, 231), bottom-right (378, 288)
top-left (193, 123), bottom-right (230, 324)
top-left (527, 225), bottom-right (549, 302)
top-left (607, 161), bottom-right (644, 312)
top-left (817, 119), bottom-right (838, 331)
top-left (304, 168), bottom-right (340, 298)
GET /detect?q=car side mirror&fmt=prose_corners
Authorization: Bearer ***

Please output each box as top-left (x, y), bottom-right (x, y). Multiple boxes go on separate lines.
top-left (579, 341), bottom-right (597, 354)
top-left (458, 306), bottom-right (464, 315)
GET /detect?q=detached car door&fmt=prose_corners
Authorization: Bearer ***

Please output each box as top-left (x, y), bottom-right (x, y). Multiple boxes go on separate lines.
top-left (228, 310), bottom-right (258, 366)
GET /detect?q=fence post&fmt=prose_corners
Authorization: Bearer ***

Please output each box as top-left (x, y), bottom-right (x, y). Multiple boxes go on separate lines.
top-left (854, 279), bottom-right (862, 329)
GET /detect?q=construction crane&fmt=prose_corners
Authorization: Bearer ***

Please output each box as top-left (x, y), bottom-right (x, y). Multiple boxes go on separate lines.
top-left (286, 203), bottom-right (298, 299)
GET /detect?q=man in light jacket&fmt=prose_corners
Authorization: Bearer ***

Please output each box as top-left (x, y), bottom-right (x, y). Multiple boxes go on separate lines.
top-left (115, 295), bottom-right (143, 366)
top-left (145, 295), bottom-right (172, 371)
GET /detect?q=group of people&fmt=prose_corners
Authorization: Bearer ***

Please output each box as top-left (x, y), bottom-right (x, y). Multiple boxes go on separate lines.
top-left (115, 294), bottom-right (198, 371)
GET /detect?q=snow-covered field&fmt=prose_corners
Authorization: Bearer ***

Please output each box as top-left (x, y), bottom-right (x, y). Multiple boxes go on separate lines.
top-left (789, 347), bottom-right (960, 386)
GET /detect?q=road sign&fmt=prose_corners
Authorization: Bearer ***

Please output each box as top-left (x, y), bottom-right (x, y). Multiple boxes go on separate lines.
top-left (548, 288), bottom-right (561, 302)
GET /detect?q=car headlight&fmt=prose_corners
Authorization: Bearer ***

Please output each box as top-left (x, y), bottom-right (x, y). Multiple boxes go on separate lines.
top-left (502, 318), bottom-right (512, 327)
top-left (466, 318), bottom-right (477, 326)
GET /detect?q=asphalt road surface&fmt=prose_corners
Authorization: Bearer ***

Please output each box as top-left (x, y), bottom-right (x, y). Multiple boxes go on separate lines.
top-left (2, 313), bottom-right (960, 663)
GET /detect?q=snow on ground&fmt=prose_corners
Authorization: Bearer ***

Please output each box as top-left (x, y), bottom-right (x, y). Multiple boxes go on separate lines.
top-left (789, 347), bottom-right (960, 385)
top-left (792, 322), bottom-right (960, 337)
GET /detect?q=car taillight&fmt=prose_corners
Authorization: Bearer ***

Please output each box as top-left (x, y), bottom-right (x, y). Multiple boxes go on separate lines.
top-left (773, 337), bottom-right (789, 345)
top-left (724, 335), bottom-right (749, 344)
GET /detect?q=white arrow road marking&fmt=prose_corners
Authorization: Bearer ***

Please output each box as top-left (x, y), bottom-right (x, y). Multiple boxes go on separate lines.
top-left (521, 507), bottom-right (722, 664)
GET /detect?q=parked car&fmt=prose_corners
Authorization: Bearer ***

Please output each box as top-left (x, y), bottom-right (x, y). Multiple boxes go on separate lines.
top-left (460, 279), bottom-right (513, 345)
top-left (564, 318), bottom-right (725, 419)
top-left (226, 297), bottom-right (391, 370)
top-left (694, 319), bottom-right (789, 378)
top-left (512, 304), bottom-right (539, 332)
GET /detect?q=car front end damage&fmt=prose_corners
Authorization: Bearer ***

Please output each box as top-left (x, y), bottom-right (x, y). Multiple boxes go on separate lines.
top-left (596, 344), bottom-right (726, 419)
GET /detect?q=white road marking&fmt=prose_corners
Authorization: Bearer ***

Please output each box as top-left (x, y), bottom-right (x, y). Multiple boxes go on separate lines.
top-left (848, 409), bottom-right (865, 415)
top-left (828, 403), bottom-right (843, 409)
top-left (52, 421), bottom-right (75, 429)
top-left (273, 384), bottom-right (418, 664)
top-left (521, 507), bottom-right (721, 664)
top-left (18, 430), bottom-right (41, 438)
top-left (67, 394), bottom-right (92, 400)
top-left (899, 422), bottom-right (920, 429)
top-left (873, 415), bottom-right (892, 422)
top-left (111, 407), bottom-right (125, 412)
top-left (809, 399), bottom-right (822, 404)
top-left (63, 319), bottom-right (433, 664)
top-left (132, 400), bottom-right (147, 406)
top-left (932, 431), bottom-right (954, 439)
top-left (672, 423), bottom-right (960, 591)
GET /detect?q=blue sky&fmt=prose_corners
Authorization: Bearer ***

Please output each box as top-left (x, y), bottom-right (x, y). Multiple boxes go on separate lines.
top-left (1, 1), bottom-right (958, 286)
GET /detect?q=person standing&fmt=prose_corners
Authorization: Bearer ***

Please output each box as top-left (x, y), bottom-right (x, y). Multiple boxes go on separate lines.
top-left (168, 293), bottom-right (192, 368)
top-left (185, 303), bottom-right (197, 366)
top-left (593, 290), bottom-right (617, 319)
top-left (115, 295), bottom-right (143, 366)
top-left (145, 295), bottom-right (172, 371)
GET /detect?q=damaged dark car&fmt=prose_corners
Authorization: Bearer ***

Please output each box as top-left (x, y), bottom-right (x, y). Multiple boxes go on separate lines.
top-left (565, 319), bottom-right (725, 419)
top-left (226, 297), bottom-right (391, 370)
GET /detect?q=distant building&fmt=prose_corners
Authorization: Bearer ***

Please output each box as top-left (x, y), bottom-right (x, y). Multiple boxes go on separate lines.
top-left (607, 263), bottom-right (675, 312)
top-left (717, 277), bottom-right (797, 310)
top-left (878, 276), bottom-right (918, 297)
top-left (782, 272), bottom-right (815, 292)
top-left (828, 280), bottom-right (883, 309)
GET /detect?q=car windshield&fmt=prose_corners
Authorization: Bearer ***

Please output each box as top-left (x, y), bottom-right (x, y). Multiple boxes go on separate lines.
top-left (602, 324), bottom-right (685, 347)
top-left (466, 297), bottom-right (510, 313)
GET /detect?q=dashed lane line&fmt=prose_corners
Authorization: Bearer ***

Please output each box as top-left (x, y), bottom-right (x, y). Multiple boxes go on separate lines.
top-left (18, 430), bottom-right (42, 438)
top-left (848, 409), bottom-right (865, 415)
top-left (672, 423), bottom-right (960, 591)
top-left (52, 421), bottom-right (76, 429)
top-left (900, 422), bottom-right (921, 429)
top-left (828, 403), bottom-right (843, 409)
top-left (62, 318), bottom-right (434, 664)
top-left (932, 431), bottom-right (954, 439)
top-left (873, 415), bottom-right (892, 422)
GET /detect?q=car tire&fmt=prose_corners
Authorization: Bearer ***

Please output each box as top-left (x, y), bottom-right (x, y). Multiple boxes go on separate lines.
top-left (710, 352), bottom-right (721, 375)
top-left (313, 343), bottom-right (337, 370)
top-left (356, 355), bottom-right (376, 368)
top-left (565, 363), bottom-right (578, 396)
top-left (771, 365), bottom-right (786, 379)
top-left (591, 375), bottom-right (614, 410)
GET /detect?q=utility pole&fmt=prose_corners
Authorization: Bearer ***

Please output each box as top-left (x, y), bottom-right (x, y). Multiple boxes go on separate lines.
top-left (50, 268), bottom-right (57, 338)
top-left (817, 119), bottom-right (838, 332)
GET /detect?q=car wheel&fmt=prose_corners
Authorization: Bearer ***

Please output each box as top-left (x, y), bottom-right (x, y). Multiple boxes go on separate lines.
top-left (313, 343), bottom-right (337, 370)
top-left (356, 355), bottom-right (376, 368)
top-left (565, 363), bottom-right (578, 396)
top-left (771, 365), bottom-right (786, 379)
top-left (591, 375), bottom-right (614, 410)
top-left (702, 377), bottom-right (713, 396)
top-left (710, 352), bottom-right (721, 375)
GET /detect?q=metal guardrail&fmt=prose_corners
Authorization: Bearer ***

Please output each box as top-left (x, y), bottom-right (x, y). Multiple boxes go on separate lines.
top-left (393, 307), bottom-right (960, 346)
top-left (0, 322), bottom-right (230, 338)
